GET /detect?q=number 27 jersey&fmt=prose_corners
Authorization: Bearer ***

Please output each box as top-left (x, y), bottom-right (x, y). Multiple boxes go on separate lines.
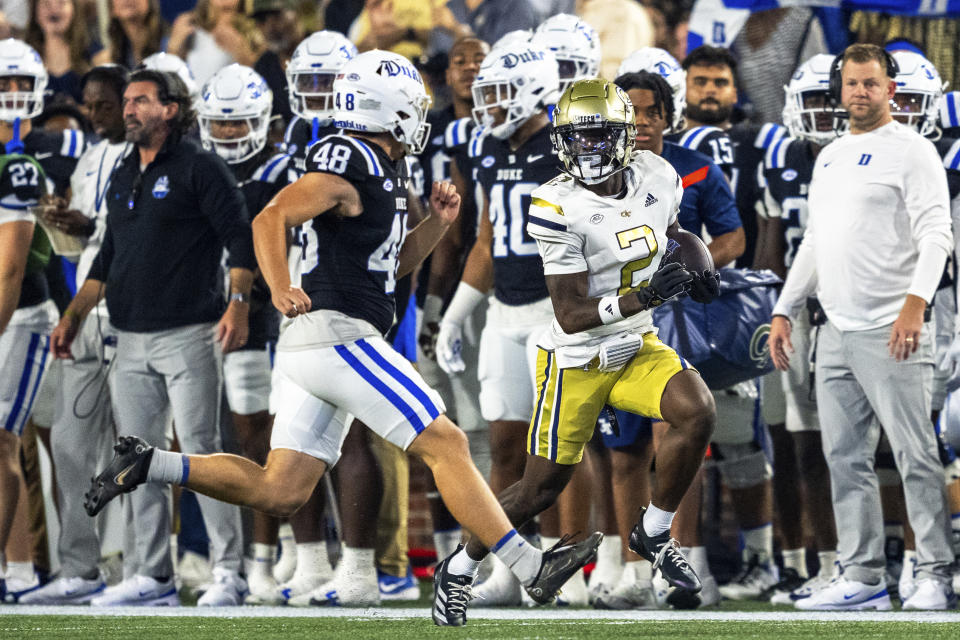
top-left (300, 134), bottom-right (409, 335)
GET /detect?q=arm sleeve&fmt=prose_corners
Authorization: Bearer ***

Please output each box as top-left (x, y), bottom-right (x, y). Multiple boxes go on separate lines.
top-left (195, 154), bottom-right (256, 270)
top-left (904, 138), bottom-right (953, 302)
top-left (526, 194), bottom-right (586, 275)
top-left (701, 163), bottom-right (742, 236)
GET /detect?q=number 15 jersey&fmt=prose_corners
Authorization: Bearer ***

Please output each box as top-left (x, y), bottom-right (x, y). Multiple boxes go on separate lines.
top-left (527, 150), bottom-right (683, 361)
top-left (299, 134), bottom-right (409, 336)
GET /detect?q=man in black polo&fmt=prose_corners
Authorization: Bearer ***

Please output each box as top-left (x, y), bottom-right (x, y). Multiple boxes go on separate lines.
top-left (51, 69), bottom-right (254, 607)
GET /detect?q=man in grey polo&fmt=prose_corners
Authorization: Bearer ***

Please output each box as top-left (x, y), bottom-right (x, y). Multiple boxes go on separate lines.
top-left (51, 69), bottom-right (253, 606)
top-left (769, 44), bottom-right (955, 611)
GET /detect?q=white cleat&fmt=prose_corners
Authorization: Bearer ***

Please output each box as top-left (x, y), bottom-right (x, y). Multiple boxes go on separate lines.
top-left (246, 570), bottom-right (284, 605)
top-left (593, 579), bottom-right (660, 609)
top-left (90, 575), bottom-right (179, 607)
top-left (275, 572), bottom-right (335, 607)
top-left (302, 571), bottom-right (381, 607)
top-left (902, 579), bottom-right (958, 610)
top-left (18, 575), bottom-right (106, 605)
top-left (197, 568), bottom-right (248, 606)
top-left (770, 572), bottom-right (835, 606)
top-left (471, 561), bottom-right (522, 607)
top-left (794, 576), bottom-right (891, 611)
top-left (177, 550), bottom-right (213, 590)
top-left (718, 556), bottom-right (779, 600)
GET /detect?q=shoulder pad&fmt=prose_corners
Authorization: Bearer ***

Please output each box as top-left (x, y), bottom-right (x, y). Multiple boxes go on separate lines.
top-left (468, 126), bottom-right (488, 159)
top-left (942, 138), bottom-right (960, 172)
top-left (764, 137), bottom-right (792, 170)
top-left (445, 117), bottom-right (473, 150)
top-left (754, 123), bottom-right (787, 150)
top-left (252, 153), bottom-right (293, 183)
top-left (59, 129), bottom-right (86, 159)
top-left (678, 126), bottom-right (725, 151)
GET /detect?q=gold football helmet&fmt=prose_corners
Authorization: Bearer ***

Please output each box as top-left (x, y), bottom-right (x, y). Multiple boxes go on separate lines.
top-left (551, 79), bottom-right (636, 184)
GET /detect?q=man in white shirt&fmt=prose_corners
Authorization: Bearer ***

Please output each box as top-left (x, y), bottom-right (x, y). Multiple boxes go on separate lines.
top-left (769, 44), bottom-right (955, 611)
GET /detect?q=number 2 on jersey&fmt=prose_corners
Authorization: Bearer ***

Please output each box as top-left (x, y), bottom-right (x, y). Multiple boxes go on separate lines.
top-left (615, 224), bottom-right (658, 294)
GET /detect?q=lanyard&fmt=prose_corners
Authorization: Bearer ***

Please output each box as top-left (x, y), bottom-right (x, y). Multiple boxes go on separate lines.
top-left (95, 143), bottom-right (128, 214)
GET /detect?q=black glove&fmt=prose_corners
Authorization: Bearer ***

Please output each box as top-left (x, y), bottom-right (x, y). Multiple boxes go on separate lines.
top-left (635, 262), bottom-right (692, 309)
top-left (688, 270), bottom-right (720, 304)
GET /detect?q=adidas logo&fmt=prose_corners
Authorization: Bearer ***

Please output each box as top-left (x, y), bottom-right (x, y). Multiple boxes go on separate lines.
top-left (644, 193), bottom-right (658, 207)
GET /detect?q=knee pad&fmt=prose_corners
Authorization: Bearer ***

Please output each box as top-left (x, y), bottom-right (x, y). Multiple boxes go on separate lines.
top-left (713, 442), bottom-right (772, 489)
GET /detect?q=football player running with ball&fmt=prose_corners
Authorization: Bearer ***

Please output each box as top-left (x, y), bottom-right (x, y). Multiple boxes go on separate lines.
top-left (443, 79), bottom-right (719, 602)
top-left (84, 50), bottom-right (600, 627)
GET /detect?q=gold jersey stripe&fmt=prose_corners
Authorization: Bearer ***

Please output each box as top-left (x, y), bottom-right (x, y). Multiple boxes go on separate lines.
top-left (531, 196), bottom-right (564, 216)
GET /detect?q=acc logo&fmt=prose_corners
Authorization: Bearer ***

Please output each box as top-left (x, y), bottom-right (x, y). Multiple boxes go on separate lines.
top-left (749, 323), bottom-right (772, 365)
top-left (152, 176), bottom-right (170, 199)
top-left (782, 169), bottom-right (798, 182)
top-left (589, 214), bottom-right (604, 224)
top-left (383, 178), bottom-right (394, 192)
top-left (377, 59), bottom-right (421, 83)
top-left (347, 73), bottom-right (361, 81)
top-left (481, 155), bottom-right (496, 168)
top-left (500, 50), bottom-right (545, 69)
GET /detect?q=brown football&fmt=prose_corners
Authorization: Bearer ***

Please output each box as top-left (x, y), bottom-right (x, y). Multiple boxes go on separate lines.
top-left (665, 229), bottom-right (715, 275)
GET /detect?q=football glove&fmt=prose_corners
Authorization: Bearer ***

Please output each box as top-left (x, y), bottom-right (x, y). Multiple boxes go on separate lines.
top-left (436, 320), bottom-right (466, 374)
top-left (635, 262), bottom-right (692, 310)
top-left (688, 270), bottom-right (720, 304)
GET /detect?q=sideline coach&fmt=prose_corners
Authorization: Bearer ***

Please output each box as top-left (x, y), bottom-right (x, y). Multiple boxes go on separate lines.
top-left (52, 69), bottom-right (251, 594)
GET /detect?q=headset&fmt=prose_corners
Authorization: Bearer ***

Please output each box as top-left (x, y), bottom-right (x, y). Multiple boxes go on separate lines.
top-left (828, 48), bottom-right (900, 107)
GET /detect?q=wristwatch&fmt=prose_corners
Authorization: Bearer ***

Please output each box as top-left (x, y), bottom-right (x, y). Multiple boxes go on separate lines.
top-left (230, 293), bottom-right (249, 304)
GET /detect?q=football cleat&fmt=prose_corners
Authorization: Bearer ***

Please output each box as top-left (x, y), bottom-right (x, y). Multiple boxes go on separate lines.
top-left (770, 572), bottom-right (836, 606)
top-left (197, 568), bottom-right (248, 606)
top-left (432, 546), bottom-right (474, 626)
top-left (378, 567), bottom-right (420, 601)
top-left (629, 508), bottom-right (701, 592)
top-left (525, 532), bottom-right (603, 605)
top-left (902, 579), bottom-right (958, 610)
top-left (84, 436), bottom-right (154, 516)
top-left (18, 574), bottom-right (106, 605)
top-left (718, 553), bottom-right (779, 600)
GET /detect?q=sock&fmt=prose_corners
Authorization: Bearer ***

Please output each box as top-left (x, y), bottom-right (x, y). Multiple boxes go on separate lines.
top-left (643, 503), bottom-right (675, 537)
top-left (492, 529), bottom-right (542, 586)
top-left (337, 546), bottom-right (375, 578)
top-left (146, 449), bottom-right (188, 485)
top-left (683, 545), bottom-right (712, 579)
top-left (627, 560), bottom-right (653, 582)
top-left (5, 561), bottom-right (34, 582)
top-left (591, 535), bottom-right (622, 581)
top-left (250, 543), bottom-right (276, 579)
top-left (902, 549), bottom-right (917, 577)
top-left (295, 541), bottom-right (331, 576)
top-left (433, 528), bottom-right (462, 562)
top-left (782, 548), bottom-right (808, 578)
top-left (817, 550), bottom-right (838, 577)
top-left (446, 547), bottom-right (482, 578)
top-left (742, 523), bottom-right (773, 565)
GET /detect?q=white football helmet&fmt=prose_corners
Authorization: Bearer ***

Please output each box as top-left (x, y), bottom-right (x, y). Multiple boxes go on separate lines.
top-left (890, 50), bottom-right (945, 138)
top-left (782, 54), bottom-right (847, 145)
top-left (940, 91), bottom-right (960, 131)
top-left (332, 50), bottom-right (431, 155)
top-left (491, 29), bottom-right (532, 50)
top-left (141, 52), bottom-right (200, 105)
top-left (198, 64), bottom-right (272, 164)
top-left (531, 14), bottom-right (601, 101)
top-left (0, 38), bottom-right (47, 122)
top-left (286, 30), bottom-right (357, 121)
top-left (471, 42), bottom-right (559, 140)
top-left (616, 47), bottom-right (685, 133)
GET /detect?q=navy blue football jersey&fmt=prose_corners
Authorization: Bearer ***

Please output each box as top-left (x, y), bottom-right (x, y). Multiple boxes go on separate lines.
top-left (300, 134), bottom-right (409, 335)
top-left (232, 149), bottom-right (293, 350)
top-left (934, 136), bottom-right (960, 200)
top-left (727, 122), bottom-right (787, 267)
top-left (469, 124), bottom-right (558, 306)
top-left (660, 141), bottom-right (741, 241)
top-left (284, 116), bottom-right (339, 175)
top-left (762, 137), bottom-right (817, 269)
top-left (24, 128), bottom-right (85, 197)
top-left (666, 125), bottom-right (735, 178)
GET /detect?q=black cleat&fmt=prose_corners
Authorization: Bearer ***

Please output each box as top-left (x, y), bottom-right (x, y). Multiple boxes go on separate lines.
top-left (526, 532), bottom-right (603, 605)
top-left (84, 436), bottom-right (155, 517)
top-left (432, 546), bottom-right (474, 626)
top-left (629, 507), bottom-right (701, 592)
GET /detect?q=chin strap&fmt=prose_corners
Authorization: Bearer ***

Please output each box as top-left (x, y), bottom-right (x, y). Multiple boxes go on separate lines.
top-left (5, 117), bottom-right (24, 154)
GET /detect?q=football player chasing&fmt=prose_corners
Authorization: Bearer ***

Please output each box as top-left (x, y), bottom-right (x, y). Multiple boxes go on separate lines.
top-left (441, 78), bottom-right (718, 606)
top-left (83, 50), bottom-right (599, 627)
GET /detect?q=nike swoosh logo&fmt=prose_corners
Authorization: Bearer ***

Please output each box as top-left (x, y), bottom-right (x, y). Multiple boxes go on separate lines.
top-left (34, 152), bottom-right (53, 159)
top-left (114, 463), bottom-right (136, 486)
top-left (85, 171), bottom-right (96, 177)
top-left (527, 154), bottom-right (544, 163)
top-left (843, 593), bottom-right (859, 600)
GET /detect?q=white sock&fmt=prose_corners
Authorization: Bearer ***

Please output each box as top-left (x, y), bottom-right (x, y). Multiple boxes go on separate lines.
top-left (817, 550), bottom-right (838, 577)
top-left (146, 449), bottom-right (188, 485)
top-left (782, 548), bottom-right (808, 578)
top-left (433, 528), bottom-right (462, 562)
top-left (492, 530), bottom-right (542, 586)
top-left (249, 543), bottom-right (276, 579)
top-left (295, 541), bottom-right (331, 577)
top-left (742, 523), bottom-right (773, 565)
top-left (446, 547), bottom-right (482, 578)
top-left (902, 549), bottom-right (917, 577)
top-left (643, 503), bottom-right (675, 537)
top-left (5, 561), bottom-right (34, 582)
top-left (337, 546), bottom-right (375, 579)
top-left (682, 545), bottom-right (712, 579)
top-left (591, 535), bottom-right (622, 579)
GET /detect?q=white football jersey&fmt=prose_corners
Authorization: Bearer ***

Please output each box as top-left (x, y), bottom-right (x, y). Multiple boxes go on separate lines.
top-left (527, 150), bottom-right (683, 364)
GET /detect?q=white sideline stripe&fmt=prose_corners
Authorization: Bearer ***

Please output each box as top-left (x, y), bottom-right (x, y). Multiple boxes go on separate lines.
top-left (3, 606), bottom-right (960, 622)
